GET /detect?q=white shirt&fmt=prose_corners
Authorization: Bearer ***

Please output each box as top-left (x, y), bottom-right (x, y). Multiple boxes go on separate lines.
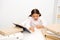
top-left (21, 17), bottom-right (42, 29)
top-left (21, 17), bottom-right (46, 40)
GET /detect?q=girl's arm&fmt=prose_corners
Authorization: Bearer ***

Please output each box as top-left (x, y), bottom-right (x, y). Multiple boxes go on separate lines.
top-left (36, 20), bottom-right (44, 29)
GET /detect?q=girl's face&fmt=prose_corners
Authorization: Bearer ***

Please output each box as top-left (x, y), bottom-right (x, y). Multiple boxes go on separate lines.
top-left (32, 13), bottom-right (40, 20)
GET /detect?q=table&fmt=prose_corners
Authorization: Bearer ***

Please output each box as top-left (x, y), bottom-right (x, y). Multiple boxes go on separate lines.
top-left (46, 24), bottom-right (60, 36)
top-left (45, 24), bottom-right (60, 40)
top-left (0, 27), bottom-right (23, 40)
top-left (0, 27), bottom-right (23, 36)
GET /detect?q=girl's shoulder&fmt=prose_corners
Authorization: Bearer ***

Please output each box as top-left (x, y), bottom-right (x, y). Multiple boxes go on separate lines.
top-left (38, 18), bottom-right (42, 22)
top-left (27, 17), bottom-right (32, 21)
top-left (21, 17), bottom-right (31, 26)
top-left (23, 17), bottom-right (32, 23)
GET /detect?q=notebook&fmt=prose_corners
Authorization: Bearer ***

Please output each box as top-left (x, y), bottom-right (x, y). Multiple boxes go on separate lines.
top-left (13, 23), bottom-right (31, 33)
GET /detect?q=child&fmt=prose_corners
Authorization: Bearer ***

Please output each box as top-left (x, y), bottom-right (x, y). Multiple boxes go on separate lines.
top-left (21, 9), bottom-right (46, 40)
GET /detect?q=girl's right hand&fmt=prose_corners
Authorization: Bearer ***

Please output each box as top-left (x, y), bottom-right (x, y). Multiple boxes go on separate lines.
top-left (29, 27), bottom-right (35, 32)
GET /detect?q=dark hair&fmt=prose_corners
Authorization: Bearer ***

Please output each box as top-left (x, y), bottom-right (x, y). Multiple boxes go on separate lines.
top-left (29, 9), bottom-right (41, 17)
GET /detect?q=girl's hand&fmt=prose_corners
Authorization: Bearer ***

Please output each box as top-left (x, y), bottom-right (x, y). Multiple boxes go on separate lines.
top-left (29, 27), bottom-right (35, 32)
top-left (36, 25), bottom-right (44, 29)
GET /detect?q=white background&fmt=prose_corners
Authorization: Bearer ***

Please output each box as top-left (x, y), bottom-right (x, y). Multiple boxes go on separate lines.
top-left (55, 0), bottom-right (60, 23)
top-left (0, 0), bottom-right (55, 28)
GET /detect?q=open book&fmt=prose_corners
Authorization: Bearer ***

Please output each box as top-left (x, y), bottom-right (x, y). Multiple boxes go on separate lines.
top-left (13, 23), bottom-right (31, 33)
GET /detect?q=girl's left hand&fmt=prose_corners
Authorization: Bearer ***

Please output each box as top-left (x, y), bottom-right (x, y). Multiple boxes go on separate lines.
top-left (36, 25), bottom-right (44, 29)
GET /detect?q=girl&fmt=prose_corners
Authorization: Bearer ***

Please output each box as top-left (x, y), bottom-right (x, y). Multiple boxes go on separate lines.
top-left (21, 9), bottom-right (46, 40)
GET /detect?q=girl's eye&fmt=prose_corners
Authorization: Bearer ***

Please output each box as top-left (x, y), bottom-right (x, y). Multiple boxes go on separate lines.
top-left (32, 14), bottom-right (39, 17)
top-left (33, 15), bottom-right (39, 17)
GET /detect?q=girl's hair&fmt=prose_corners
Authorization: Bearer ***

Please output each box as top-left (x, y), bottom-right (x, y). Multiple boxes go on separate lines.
top-left (29, 9), bottom-right (41, 17)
